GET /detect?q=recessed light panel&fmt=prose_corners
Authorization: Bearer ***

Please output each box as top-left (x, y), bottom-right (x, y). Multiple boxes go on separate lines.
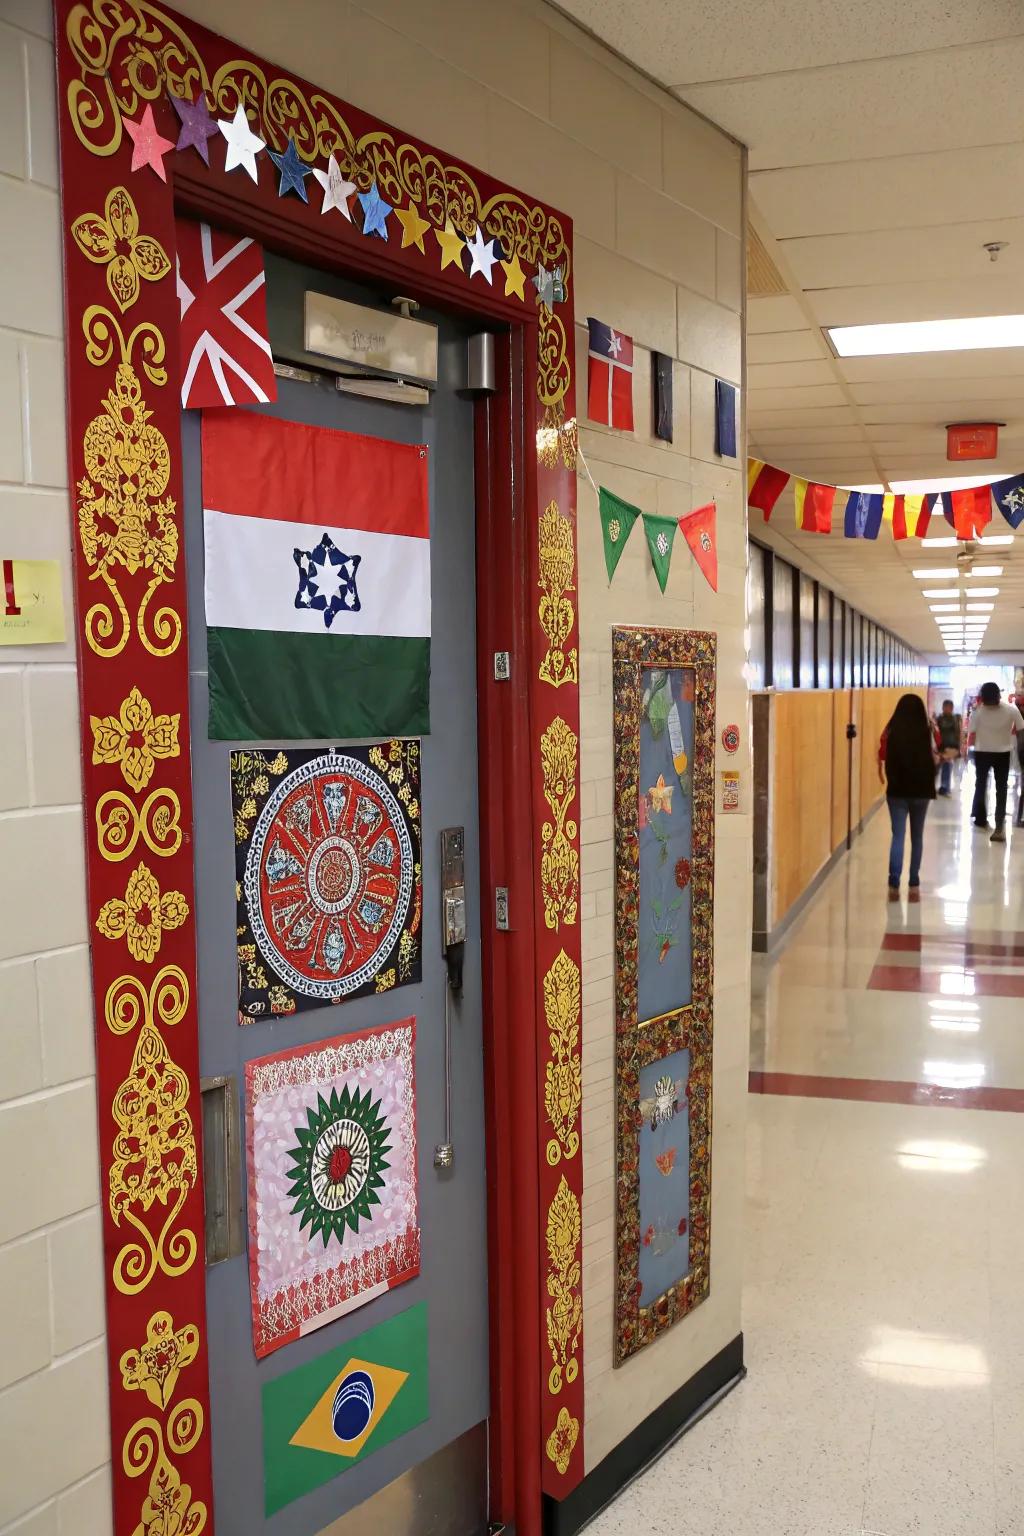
top-left (828, 315), bottom-right (1024, 357)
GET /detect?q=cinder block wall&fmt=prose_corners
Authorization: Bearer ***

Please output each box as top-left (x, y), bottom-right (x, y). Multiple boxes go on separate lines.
top-left (0, 0), bottom-right (750, 1522)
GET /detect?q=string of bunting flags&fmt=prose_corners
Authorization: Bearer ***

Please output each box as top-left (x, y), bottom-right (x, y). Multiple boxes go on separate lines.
top-left (597, 485), bottom-right (718, 592)
top-left (749, 458), bottom-right (1024, 541)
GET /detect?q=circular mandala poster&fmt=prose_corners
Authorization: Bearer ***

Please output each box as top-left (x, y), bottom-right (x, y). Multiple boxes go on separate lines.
top-left (231, 743), bottom-right (422, 1021)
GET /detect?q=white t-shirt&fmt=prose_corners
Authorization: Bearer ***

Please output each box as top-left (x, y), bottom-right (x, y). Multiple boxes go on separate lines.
top-left (969, 700), bottom-right (1024, 753)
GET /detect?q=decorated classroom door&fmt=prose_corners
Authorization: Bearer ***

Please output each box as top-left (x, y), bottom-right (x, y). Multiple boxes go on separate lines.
top-left (183, 257), bottom-right (488, 1531)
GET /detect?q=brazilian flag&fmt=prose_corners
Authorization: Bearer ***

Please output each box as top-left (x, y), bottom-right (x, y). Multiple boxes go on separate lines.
top-left (263, 1303), bottom-right (429, 1515)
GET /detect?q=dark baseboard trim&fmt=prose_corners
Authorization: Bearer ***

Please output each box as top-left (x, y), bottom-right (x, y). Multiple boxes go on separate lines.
top-left (542, 1334), bottom-right (744, 1536)
top-left (752, 796), bottom-right (885, 954)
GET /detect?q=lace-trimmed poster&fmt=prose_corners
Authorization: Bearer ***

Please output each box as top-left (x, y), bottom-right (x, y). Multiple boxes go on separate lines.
top-left (245, 1018), bottom-right (420, 1358)
top-left (232, 742), bottom-right (423, 1023)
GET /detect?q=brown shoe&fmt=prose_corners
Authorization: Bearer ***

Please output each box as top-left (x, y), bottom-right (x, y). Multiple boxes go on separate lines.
top-left (888, 886), bottom-right (900, 902)
top-left (908, 887), bottom-right (921, 903)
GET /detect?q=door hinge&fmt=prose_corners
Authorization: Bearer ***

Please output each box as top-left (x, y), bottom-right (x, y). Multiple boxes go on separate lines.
top-left (493, 651), bottom-right (510, 681)
top-left (495, 886), bottom-right (509, 931)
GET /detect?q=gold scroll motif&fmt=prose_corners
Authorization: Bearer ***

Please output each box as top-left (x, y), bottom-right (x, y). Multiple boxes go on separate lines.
top-left (97, 788), bottom-right (183, 862)
top-left (545, 1405), bottom-right (581, 1477)
top-left (109, 1023), bottom-right (198, 1295)
top-left (64, 2), bottom-right (570, 407)
top-left (545, 1176), bottom-right (582, 1395)
top-left (83, 306), bottom-right (168, 388)
top-left (77, 362), bottom-right (180, 658)
top-left (540, 718), bottom-right (580, 930)
top-left (543, 950), bottom-right (582, 1166)
top-left (105, 964), bottom-right (189, 1036)
top-left (91, 686), bottom-right (180, 793)
top-left (537, 407), bottom-right (578, 472)
top-left (71, 186), bottom-right (170, 314)
top-left (121, 1310), bottom-right (199, 1411)
top-left (96, 861), bottom-right (189, 964)
top-left (537, 500), bottom-right (578, 689)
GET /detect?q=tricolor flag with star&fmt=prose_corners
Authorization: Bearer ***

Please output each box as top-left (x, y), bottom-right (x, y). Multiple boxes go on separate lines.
top-left (202, 411), bottom-right (430, 740)
top-left (587, 316), bottom-right (634, 431)
top-left (176, 217), bottom-right (277, 409)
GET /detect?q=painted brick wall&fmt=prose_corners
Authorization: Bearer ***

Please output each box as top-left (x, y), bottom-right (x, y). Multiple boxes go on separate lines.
top-left (0, 0), bottom-right (750, 1522)
top-left (0, 1), bottom-right (113, 1531)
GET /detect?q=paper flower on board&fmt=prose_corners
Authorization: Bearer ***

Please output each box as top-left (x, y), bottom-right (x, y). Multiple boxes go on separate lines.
top-left (648, 774), bottom-right (674, 814)
top-left (654, 1147), bottom-right (678, 1177)
top-left (96, 861), bottom-right (189, 963)
top-left (675, 857), bottom-right (691, 890)
top-left (71, 186), bottom-right (171, 313)
top-left (91, 686), bottom-right (180, 791)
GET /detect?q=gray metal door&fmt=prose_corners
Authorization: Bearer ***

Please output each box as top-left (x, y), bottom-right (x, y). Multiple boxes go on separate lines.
top-left (182, 256), bottom-right (488, 1534)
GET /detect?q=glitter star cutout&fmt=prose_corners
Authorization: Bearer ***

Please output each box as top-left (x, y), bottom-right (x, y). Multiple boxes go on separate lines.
top-left (396, 204), bottom-right (431, 252)
top-left (268, 134), bottom-right (311, 202)
top-left (533, 262), bottom-right (555, 308)
top-left (465, 226), bottom-right (500, 284)
top-left (170, 91), bottom-right (219, 165)
top-left (435, 221), bottom-right (465, 272)
top-left (123, 104), bottom-right (175, 182)
top-left (312, 154), bottom-right (356, 220)
top-left (294, 534), bottom-right (362, 628)
top-left (217, 103), bottom-right (266, 183)
top-left (358, 183), bottom-right (392, 241)
top-left (501, 250), bottom-right (528, 300)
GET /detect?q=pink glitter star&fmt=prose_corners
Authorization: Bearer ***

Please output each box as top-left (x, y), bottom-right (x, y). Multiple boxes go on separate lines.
top-left (123, 104), bottom-right (175, 182)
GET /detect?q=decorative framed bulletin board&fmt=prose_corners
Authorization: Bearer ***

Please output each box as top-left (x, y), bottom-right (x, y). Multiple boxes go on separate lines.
top-left (612, 627), bottom-right (715, 1364)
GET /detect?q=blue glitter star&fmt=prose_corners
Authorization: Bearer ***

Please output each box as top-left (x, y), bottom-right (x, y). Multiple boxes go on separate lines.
top-left (358, 182), bottom-right (392, 241)
top-left (268, 134), bottom-right (311, 201)
top-left (294, 534), bottom-right (361, 628)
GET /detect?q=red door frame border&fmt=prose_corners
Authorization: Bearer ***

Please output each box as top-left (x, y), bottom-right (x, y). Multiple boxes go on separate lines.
top-left (55, 4), bottom-right (583, 1534)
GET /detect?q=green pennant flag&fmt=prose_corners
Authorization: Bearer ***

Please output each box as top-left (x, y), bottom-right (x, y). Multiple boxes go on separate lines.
top-left (599, 487), bottom-right (640, 582)
top-left (642, 512), bottom-right (678, 593)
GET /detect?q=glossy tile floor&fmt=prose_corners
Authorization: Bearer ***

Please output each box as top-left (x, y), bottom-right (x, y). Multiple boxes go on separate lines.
top-left (589, 768), bottom-right (1024, 1535)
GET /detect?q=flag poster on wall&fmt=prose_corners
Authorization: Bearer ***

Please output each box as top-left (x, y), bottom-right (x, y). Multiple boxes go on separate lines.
top-left (202, 410), bottom-right (431, 740)
top-left (232, 743), bottom-right (422, 1022)
top-left (245, 1018), bottom-right (420, 1359)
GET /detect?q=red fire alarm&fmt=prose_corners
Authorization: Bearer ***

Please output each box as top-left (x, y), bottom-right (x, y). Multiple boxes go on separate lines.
top-left (947, 422), bottom-right (1000, 461)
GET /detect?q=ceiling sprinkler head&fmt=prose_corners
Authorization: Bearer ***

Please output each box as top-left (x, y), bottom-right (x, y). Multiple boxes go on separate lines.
top-left (983, 241), bottom-right (1008, 262)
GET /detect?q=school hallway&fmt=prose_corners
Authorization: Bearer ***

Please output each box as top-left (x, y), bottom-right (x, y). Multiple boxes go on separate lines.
top-left (587, 767), bottom-right (1024, 1536)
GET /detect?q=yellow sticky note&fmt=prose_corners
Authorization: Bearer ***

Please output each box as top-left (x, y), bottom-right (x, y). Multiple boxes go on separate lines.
top-left (0, 560), bottom-right (66, 645)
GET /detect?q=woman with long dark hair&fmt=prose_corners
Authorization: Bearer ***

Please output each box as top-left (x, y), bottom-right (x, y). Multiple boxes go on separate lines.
top-left (878, 693), bottom-right (938, 902)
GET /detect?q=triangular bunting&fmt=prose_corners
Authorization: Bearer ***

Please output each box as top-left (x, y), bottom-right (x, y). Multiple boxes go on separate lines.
top-left (992, 473), bottom-right (1024, 528)
top-left (678, 501), bottom-right (717, 591)
top-left (598, 488), bottom-right (640, 582)
top-left (642, 512), bottom-right (678, 593)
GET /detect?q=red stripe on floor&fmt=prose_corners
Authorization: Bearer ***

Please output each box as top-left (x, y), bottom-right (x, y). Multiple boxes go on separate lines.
top-left (749, 1070), bottom-right (1024, 1113)
top-left (868, 964), bottom-right (1024, 996)
top-left (881, 933), bottom-right (1024, 959)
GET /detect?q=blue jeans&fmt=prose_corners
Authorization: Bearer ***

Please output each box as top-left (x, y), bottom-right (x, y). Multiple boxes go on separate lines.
top-left (887, 796), bottom-right (930, 888)
top-left (939, 758), bottom-right (953, 793)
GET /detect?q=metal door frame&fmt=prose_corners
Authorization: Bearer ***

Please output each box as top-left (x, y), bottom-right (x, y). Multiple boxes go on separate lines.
top-left (56, 6), bottom-right (584, 1535)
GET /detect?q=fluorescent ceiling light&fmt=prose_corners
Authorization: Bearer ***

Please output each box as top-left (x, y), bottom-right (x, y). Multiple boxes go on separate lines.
top-left (828, 314), bottom-right (1024, 357)
top-left (921, 536), bottom-right (959, 549)
top-left (930, 603), bottom-right (962, 612)
top-left (967, 567), bottom-right (1003, 578)
top-left (979, 535), bottom-right (1013, 546)
top-left (891, 474), bottom-right (998, 493)
top-left (965, 586), bottom-right (999, 596)
top-left (913, 568), bottom-right (958, 579)
top-left (922, 589), bottom-right (960, 599)
top-left (966, 602), bottom-right (994, 611)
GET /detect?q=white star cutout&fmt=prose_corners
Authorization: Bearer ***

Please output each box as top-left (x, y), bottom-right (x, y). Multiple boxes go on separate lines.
top-left (217, 104), bottom-right (266, 182)
top-left (465, 225), bottom-right (499, 285)
top-left (313, 154), bottom-right (356, 220)
top-left (608, 330), bottom-right (622, 358)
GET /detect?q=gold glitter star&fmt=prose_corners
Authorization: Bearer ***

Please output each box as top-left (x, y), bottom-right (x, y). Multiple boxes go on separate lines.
top-left (501, 250), bottom-right (528, 300)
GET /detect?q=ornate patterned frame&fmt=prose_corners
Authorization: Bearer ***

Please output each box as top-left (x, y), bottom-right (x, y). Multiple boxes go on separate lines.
top-left (612, 627), bottom-right (715, 1363)
top-left (55, 3), bottom-right (583, 1531)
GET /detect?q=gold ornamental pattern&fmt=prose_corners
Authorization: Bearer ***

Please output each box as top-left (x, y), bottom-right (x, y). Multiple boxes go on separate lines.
top-left (537, 499), bottom-right (578, 689)
top-left (544, 1176), bottom-right (582, 1395)
top-left (64, 0), bottom-right (571, 408)
top-left (120, 1306), bottom-right (206, 1536)
top-left (540, 717), bottom-right (580, 930)
top-left (77, 362), bottom-right (180, 658)
top-left (543, 950), bottom-right (582, 1165)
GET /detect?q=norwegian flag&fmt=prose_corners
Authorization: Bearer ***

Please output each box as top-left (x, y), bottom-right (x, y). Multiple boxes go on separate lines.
top-left (587, 316), bottom-right (634, 431)
top-left (175, 218), bottom-right (277, 410)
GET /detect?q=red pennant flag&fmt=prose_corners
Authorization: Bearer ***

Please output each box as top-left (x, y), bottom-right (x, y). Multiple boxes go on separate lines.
top-left (176, 217), bottom-right (277, 409)
top-left (795, 478), bottom-right (836, 533)
top-left (748, 461), bottom-right (790, 521)
top-left (949, 485), bottom-right (992, 540)
top-left (678, 501), bottom-right (717, 592)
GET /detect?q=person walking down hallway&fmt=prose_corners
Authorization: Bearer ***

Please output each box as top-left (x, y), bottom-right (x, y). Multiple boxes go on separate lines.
top-left (969, 681), bottom-right (1024, 843)
top-left (935, 698), bottom-right (962, 796)
top-left (878, 694), bottom-right (938, 902)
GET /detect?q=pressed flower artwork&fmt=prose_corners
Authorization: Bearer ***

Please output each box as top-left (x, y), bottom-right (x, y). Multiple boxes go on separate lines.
top-left (638, 666), bottom-right (694, 1021)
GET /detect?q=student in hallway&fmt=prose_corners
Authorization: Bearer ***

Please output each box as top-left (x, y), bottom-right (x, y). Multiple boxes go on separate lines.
top-left (968, 681), bottom-right (1024, 843)
top-left (934, 698), bottom-right (962, 796)
top-left (878, 694), bottom-right (938, 902)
